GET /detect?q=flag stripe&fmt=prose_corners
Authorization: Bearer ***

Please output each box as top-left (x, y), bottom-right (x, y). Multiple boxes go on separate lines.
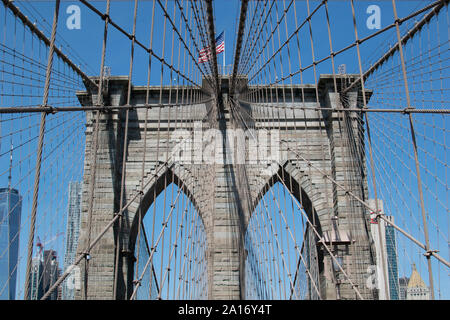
top-left (198, 31), bottom-right (224, 63)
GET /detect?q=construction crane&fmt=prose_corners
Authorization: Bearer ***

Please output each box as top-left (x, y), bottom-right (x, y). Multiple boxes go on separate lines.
top-left (36, 232), bottom-right (64, 259)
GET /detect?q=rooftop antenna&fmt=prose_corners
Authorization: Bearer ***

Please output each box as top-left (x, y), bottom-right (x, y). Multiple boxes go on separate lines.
top-left (8, 142), bottom-right (13, 191)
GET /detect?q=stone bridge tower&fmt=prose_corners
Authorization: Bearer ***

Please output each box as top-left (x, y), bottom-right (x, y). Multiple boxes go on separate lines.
top-left (75, 74), bottom-right (377, 300)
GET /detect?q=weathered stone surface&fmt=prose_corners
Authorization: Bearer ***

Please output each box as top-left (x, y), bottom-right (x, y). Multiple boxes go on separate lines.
top-left (75, 74), bottom-right (376, 300)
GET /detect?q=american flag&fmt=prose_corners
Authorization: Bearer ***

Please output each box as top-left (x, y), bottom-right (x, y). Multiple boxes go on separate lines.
top-left (198, 31), bottom-right (224, 63)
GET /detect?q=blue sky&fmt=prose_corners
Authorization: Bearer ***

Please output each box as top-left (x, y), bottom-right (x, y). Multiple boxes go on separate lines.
top-left (20, 0), bottom-right (437, 83)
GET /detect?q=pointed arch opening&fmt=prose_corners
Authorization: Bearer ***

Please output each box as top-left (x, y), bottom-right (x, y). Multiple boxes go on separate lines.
top-left (127, 167), bottom-right (208, 300)
top-left (245, 165), bottom-right (324, 300)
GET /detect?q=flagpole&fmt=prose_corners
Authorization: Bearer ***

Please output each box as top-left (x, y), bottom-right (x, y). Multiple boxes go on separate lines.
top-left (223, 30), bottom-right (226, 72)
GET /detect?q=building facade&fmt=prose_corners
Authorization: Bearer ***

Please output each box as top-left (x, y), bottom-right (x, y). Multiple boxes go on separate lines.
top-left (28, 257), bottom-right (44, 300)
top-left (27, 250), bottom-right (61, 300)
top-left (367, 199), bottom-right (400, 300)
top-left (385, 216), bottom-right (400, 300)
top-left (42, 250), bottom-right (60, 300)
top-left (62, 181), bottom-right (82, 300)
top-left (399, 277), bottom-right (409, 300)
top-left (0, 188), bottom-right (22, 300)
top-left (368, 199), bottom-right (389, 299)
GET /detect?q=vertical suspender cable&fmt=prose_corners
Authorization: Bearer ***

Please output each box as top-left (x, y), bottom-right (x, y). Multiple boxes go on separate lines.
top-left (23, 0), bottom-right (60, 300)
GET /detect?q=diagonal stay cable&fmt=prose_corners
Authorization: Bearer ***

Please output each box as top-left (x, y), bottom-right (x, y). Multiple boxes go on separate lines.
top-left (230, 0), bottom-right (249, 95)
top-left (247, 0), bottom-right (447, 86)
top-left (281, 140), bottom-right (450, 269)
top-left (130, 176), bottom-right (187, 300)
top-left (236, 94), bottom-right (450, 269)
top-left (40, 151), bottom-right (194, 300)
top-left (229, 96), bottom-right (358, 294)
top-left (1, 0), bottom-right (97, 89)
top-left (343, 0), bottom-right (449, 93)
top-left (78, 0), bottom-right (201, 89)
top-left (204, 0), bottom-right (220, 100)
top-left (156, 0), bottom-right (214, 89)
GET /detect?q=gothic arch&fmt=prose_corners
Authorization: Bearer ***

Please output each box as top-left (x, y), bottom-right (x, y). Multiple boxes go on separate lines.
top-left (245, 160), bottom-right (326, 298)
top-left (127, 163), bottom-right (203, 255)
top-left (248, 159), bottom-right (333, 236)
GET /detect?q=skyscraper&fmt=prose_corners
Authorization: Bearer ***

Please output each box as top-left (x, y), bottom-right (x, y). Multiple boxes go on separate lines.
top-left (62, 181), bottom-right (82, 300)
top-left (0, 187), bottom-right (22, 300)
top-left (28, 257), bottom-right (44, 300)
top-left (27, 249), bottom-right (61, 300)
top-left (42, 250), bottom-right (60, 300)
top-left (367, 199), bottom-right (400, 300)
top-left (399, 276), bottom-right (409, 300)
top-left (368, 199), bottom-right (389, 299)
